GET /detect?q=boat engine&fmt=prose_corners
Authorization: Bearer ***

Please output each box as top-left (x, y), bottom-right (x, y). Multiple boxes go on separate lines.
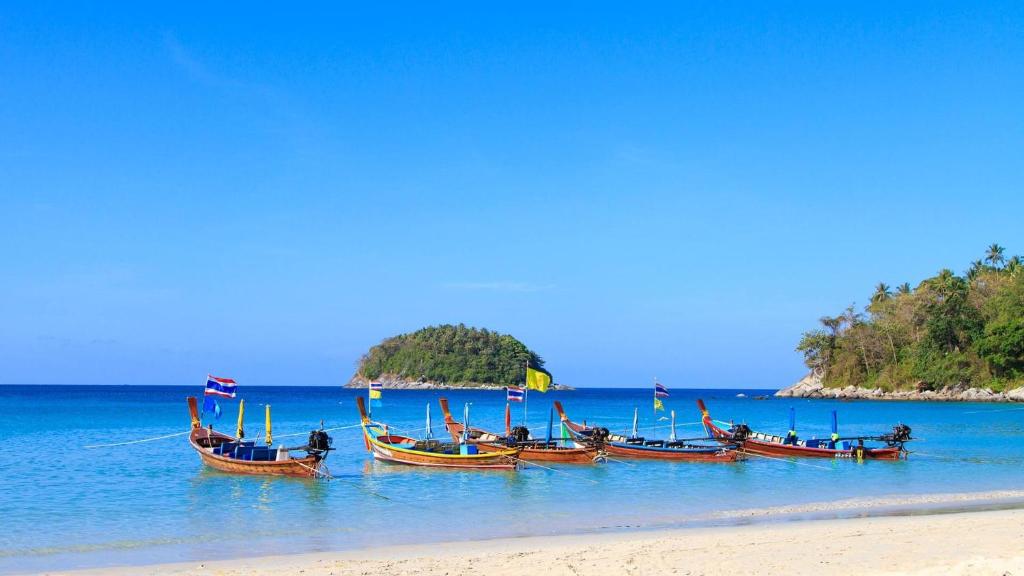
top-left (729, 423), bottom-right (752, 442)
top-left (588, 427), bottom-right (611, 447)
top-left (880, 423), bottom-right (912, 446)
top-left (306, 429), bottom-right (333, 454)
top-left (508, 426), bottom-right (531, 444)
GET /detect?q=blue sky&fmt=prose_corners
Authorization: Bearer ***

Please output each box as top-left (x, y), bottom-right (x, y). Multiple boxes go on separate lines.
top-left (2, 3), bottom-right (1022, 387)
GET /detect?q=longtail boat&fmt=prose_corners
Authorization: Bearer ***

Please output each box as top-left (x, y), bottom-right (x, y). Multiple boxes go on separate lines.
top-left (357, 396), bottom-right (520, 469)
top-left (437, 398), bottom-right (601, 464)
top-left (186, 397), bottom-right (332, 478)
top-left (553, 401), bottom-right (741, 462)
top-left (696, 399), bottom-right (911, 460)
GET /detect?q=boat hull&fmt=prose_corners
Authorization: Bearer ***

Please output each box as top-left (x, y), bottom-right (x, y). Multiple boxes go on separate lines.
top-left (189, 429), bottom-right (323, 478)
top-left (473, 442), bottom-right (599, 463)
top-left (712, 432), bottom-right (903, 460)
top-left (356, 395), bottom-right (519, 470)
top-left (603, 442), bottom-right (741, 462)
top-left (366, 439), bottom-right (518, 469)
top-left (697, 399), bottom-right (907, 460)
top-left (438, 397), bottom-right (598, 464)
top-left (551, 401), bottom-right (740, 462)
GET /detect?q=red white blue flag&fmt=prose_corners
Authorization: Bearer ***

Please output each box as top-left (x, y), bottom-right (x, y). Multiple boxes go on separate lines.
top-left (205, 375), bottom-right (238, 398)
top-left (655, 382), bottom-right (669, 398)
top-left (507, 386), bottom-right (525, 402)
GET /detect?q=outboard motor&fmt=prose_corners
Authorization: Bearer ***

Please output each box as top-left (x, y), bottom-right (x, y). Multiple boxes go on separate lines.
top-left (588, 426), bottom-right (611, 447)
top-left (881, 423), bottom-right (912, 446)
top-left (508, 426), bottom-right (531, 444)
top-left (307, 429), bottom-right (333, 454)
top-left (729, 423), bottom-right (752, 442)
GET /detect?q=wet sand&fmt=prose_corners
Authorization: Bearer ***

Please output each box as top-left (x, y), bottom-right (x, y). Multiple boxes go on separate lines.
top-left (52, 506), bottom-right (1024, 576)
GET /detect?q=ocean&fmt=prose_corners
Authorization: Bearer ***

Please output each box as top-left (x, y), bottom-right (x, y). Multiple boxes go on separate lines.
top-left (2, 385), bottom-right (1023, 574)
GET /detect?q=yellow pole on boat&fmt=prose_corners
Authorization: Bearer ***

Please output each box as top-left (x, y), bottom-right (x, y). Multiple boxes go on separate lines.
top-left (236, 399), bottom-right (245, 439)
top-left (265, 404), bottom-right (273, 446)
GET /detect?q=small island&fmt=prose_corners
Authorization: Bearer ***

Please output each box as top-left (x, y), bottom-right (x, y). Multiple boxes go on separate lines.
top-left (780, 244), bottom-right (1024, 402)
top-left (345, 324), bottom-right (570, 390)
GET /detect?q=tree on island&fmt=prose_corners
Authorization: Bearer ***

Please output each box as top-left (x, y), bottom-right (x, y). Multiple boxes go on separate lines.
top-left (797, 244), bottom-right (1024, 392)
top-left (354, 324), bottom-right (549, 387)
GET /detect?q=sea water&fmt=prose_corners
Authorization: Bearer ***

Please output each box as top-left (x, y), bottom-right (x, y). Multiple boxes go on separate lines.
top-left (2, 385), bottom-right (1023, 573)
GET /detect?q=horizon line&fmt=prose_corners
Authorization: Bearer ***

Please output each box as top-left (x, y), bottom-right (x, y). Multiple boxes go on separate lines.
top-left (0, 382), bottom-right (779, 390)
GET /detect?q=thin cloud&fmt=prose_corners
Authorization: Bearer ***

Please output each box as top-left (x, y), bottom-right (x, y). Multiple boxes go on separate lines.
top-left (442, 282), bottom-right (554, 293)
top-left (164, 32), bottom-right (233, 88)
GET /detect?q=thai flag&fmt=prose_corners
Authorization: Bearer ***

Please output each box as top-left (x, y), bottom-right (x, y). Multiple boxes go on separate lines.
top-left (205, 375), bottom-right (237, 398)
top-left (507, 386), bottom-right (525, 402)
top-left (655, 382), bottom-right (669, 398)
top-left (370, 382), bottom-right (383, 391)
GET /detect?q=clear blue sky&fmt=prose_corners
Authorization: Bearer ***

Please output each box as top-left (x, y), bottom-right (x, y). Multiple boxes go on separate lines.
top-left (2, 3), bottom-right (1022, 388)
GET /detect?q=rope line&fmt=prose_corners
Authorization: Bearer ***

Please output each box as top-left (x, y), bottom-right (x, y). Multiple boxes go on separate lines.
top-left (85, 423), bottom-right (366, 450)
top-left (743, 451), bottom-right (834, 470)
top-left (84, 430), bottom-right (191, 449)
top-left (271, 423), bottom-right (364, 439)
top-left (514, 458), bottom-right (601, 484)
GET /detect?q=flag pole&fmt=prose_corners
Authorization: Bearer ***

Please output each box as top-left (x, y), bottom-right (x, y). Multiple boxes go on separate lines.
top-left (523, 358), bottom-right (529, 430)
top-left (425, 402), bottom-right (433, 440)
top-left (653, 376), bottom-right (657, 438)
top-left (200, 374), bottom-right (207, 423)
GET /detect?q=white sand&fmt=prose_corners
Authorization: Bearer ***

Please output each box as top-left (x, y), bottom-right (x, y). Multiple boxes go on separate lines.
top-left (51, 507), bottom-right (1024, 576)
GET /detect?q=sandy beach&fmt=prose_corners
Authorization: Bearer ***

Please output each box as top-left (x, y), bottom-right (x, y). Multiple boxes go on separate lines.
top-left (52, 506), bottom-right (1024, 576)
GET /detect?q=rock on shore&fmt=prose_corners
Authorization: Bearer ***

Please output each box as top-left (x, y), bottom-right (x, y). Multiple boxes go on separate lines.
top-left (776, 372), bottom-right (1024, 402)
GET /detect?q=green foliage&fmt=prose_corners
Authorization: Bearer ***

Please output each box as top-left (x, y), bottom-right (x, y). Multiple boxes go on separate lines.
top-left (357, 324), bottom-right (546, 387)
top-left (796, 245), bottom-right (1024, 391)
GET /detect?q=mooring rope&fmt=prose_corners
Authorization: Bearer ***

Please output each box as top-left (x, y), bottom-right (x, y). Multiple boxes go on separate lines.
top-left (84, 430), bottom-right (191, 449)
top-left (513, 457), bottom-right (601, 484)
top-left (742, 451), bottom-right (835, 470)
top-left (84, 423), bottom-right (366, 449)
top-left (294, 460), bottom-right (339, 482)
top-left (271, 423), bottom-right (364, 439)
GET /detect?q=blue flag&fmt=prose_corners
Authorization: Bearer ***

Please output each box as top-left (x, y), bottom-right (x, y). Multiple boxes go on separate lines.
top-left (202, 396), bottom-right (222, 419)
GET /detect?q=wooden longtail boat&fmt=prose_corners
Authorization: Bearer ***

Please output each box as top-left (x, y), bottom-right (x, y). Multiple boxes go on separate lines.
top-left (186, 397), bottom-right (332, 478)
top-left (553, 401), bottom-right (741, 462)
top-left (356, 397), bottom-right (520, 469)
top-left (696, 399), bottom-right (911, 460)
top-left (437, 398), bottom-right (601, 464)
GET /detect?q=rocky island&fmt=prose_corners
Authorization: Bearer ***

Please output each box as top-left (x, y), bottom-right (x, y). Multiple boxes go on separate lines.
top-left (780, 244), bottom-right (1024, 402)
top-left (345, 324), bottom-right (571, 390)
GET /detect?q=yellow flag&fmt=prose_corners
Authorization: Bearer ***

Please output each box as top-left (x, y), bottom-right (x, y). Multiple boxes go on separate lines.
top-left (654, 397), bottom-right (665, 412)
top-left (369, 389), bottom-right (382, 400)
top-left (526, 365), bottom-right (552, 393)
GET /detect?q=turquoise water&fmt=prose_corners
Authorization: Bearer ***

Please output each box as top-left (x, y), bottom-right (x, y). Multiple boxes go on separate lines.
top-left (2, 385), bottom-right (1024, 573)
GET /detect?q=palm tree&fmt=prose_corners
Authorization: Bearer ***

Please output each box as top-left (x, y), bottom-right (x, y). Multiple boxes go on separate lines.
top-left (897, 282), bottom-right (912, 295)
top-left (844, 304), bottom-right (863, 325)
top-left (820, 315), bottom-right (843, 337)
top-left (872, 282), bottom-right (892, 304)
top-left (1006, 255), bottom-right (1022, 275)
top-left (967, 259), bottom-right (985, 281)
top-left (985, 243), bottom-right (1005, 269)
top-left (817, 315), bottom-right (844, 381)
top-left (842, 304), bottom-right (872, 373)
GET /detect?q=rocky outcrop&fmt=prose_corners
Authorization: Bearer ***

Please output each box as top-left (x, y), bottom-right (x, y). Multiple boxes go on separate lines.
top-left (776, 372), bottom-right (1024, 402)
top-left (344, 373), bottom-right (574, 391)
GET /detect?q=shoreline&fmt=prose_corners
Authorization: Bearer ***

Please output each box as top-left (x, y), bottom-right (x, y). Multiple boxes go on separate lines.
top-left (51, 508), bottom-right (1024, 576)
top-left (776, 372), bottom-right (1024, 403)
top-left (40, 489), bottom-right (1024, 576)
